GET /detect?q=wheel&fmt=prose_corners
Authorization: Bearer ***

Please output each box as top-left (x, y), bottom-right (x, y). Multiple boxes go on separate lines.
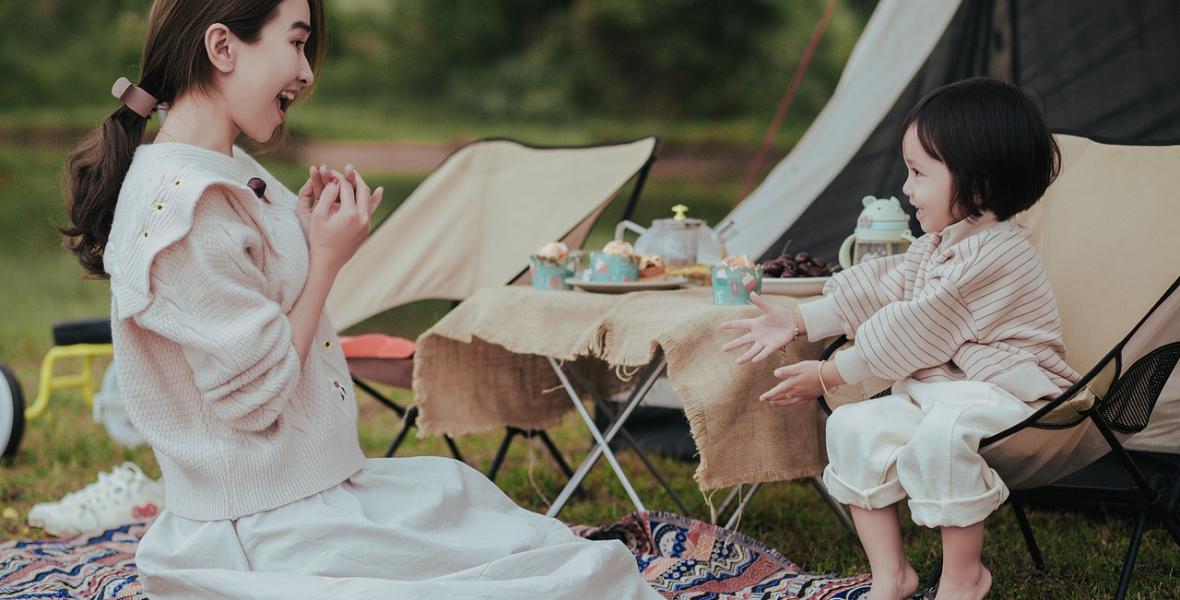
top-left (0, 363), bottom-right (25, 461)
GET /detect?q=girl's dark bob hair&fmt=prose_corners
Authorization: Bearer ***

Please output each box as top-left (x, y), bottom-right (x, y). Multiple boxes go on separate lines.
top-left (900, 77), bottom-right (1060, 221)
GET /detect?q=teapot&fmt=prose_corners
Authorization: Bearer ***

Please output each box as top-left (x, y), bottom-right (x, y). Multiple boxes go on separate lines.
top-left (615, 204), bottom-right (727, 267)
top-left (838, 196), bottom-right (916, 269)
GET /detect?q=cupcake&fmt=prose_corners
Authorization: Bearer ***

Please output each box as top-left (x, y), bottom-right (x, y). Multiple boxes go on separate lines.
top-left (711, 254), bottom-right (762, 305)
top-left (603, 240), bottom-right (637, 257)
top-left (638, 255), bottom-right (667, 281)
top-left (535, 241), bottom-right (570, 263)
top-left (720, 254), bottom-right (756, 269)
top-left (529, 241), bottom-right (573, 291)
top-left (589, 240), bottom-right (640, 283)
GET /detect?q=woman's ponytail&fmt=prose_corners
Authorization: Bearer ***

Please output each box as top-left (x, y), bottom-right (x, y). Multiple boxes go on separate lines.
top-left (61, 105), bottom-right (149, 278)
top-left (59, 0), bottom-right (326, 278)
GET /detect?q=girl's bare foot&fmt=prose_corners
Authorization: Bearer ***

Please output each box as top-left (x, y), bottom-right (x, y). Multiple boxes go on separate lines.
top-left (935, 564), bottom-right (991, 599)
top-left (867, 563), bottom-right (919, 600)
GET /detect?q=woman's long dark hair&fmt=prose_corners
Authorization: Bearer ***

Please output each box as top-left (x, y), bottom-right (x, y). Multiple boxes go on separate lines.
top-left (61, 0), bottom-right (326, 277)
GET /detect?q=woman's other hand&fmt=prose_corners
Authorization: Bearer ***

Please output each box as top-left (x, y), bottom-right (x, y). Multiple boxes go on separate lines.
top-left (296, 163), bottom-right (330, 240)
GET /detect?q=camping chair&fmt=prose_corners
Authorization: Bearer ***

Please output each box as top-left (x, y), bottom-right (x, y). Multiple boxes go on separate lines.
top-left (815, 134), bottom-right (1180, 599)
top-left (325, 136), bottom-right (659, 469)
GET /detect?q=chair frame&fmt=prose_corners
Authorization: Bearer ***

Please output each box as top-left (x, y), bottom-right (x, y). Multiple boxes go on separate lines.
top-left (815, 275), bottom-right (1180, 599)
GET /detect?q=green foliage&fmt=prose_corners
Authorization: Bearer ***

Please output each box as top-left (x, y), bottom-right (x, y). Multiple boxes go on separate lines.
top-left (0, 0), bottom-right (146, 109)
top-left (1, 0), bottom-right (874, 122)
top-left (569, 0), bottom-right (781, 116)
top-left (328, 0), bottom-right (873, 120)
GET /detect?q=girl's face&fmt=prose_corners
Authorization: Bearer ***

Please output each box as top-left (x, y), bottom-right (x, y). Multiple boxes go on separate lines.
top-left (901, 123), bottom-right (957, 234)
top-left (221, 0), bottom-right (315, 143)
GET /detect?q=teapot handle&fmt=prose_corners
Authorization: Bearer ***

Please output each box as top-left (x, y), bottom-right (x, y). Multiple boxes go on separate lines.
top-left (838, 234), bottom-right (856, 270)
top-left (614, 220), bottom-right (647, 243)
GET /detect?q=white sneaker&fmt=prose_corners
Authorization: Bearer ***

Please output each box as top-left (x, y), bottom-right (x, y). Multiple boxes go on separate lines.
top-left (28, 462), bottom-right (164, 536)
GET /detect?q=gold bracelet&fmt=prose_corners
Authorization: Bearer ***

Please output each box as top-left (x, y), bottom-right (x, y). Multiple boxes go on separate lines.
top-left (817, 359), bottom-right (832, 397)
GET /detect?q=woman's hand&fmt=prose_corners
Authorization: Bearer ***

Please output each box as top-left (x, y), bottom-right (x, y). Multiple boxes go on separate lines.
top-left (305, 164), bottom-right (384, 276)
top-left (295, 164), bottom-right (330, 240)
top-left (296, 163), bottom-right (383, 242)
top-left (720, 292), bottom-right (800, 364)
top-left (761, 360), bottom-right (823, 405)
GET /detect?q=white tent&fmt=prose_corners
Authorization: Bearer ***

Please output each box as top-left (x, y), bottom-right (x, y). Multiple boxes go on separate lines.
top-left (723, 0), bottom-right (1180, 262)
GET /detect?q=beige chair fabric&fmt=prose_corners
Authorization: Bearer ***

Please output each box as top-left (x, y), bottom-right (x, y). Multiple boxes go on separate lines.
top-left (325, 137), bottom-right (658, 331)
top-left (981, 135), bottom-right (1180, 487)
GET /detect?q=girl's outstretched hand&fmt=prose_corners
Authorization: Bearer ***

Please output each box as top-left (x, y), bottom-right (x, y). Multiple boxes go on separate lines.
top-left (761, 360), bottom-right (823, 405)
top-left (719, 292), bottom-right (799, 364)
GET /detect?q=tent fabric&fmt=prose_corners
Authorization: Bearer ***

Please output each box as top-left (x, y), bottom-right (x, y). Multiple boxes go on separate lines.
top-left (325, 137), bottom-right (657, 331)
top-left (729, 0), bottom-right (1180, 264)
top-left (720, 0), bottom-right (963, 261)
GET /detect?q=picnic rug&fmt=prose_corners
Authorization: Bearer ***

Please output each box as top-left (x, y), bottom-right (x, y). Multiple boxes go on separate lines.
top-left (0, 512), bottom-right (890, 599)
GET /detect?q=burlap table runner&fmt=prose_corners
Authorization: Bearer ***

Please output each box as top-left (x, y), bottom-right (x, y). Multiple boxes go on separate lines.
top-left (413, 286), bottom-right (831, 490)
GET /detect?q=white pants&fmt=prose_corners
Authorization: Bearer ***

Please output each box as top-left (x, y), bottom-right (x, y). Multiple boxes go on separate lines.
top-left (822, 379), bottom-right (1036, 528)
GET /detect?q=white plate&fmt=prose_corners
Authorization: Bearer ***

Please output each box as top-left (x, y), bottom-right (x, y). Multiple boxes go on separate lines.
top-left (760, 277), bottom-right (829, 296)
top-left (567, 276), bottom-right (687, 294)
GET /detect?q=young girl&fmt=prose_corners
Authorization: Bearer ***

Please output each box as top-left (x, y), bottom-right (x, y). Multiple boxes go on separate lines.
top-left (722, 78), bottom-right (1079, 600)
top-left (62, 1), bottom-right (661, 598)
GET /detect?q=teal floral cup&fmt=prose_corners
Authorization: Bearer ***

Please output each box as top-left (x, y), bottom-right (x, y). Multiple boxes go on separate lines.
top-left (711, 265), bottom-right (763, 305)
top-left (530, 256), bottom-right (573, 291)
top-left (588, 251), bottom-right (639, 283)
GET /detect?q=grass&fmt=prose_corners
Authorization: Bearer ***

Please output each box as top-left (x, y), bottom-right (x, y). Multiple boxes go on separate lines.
top-left (1, 138), bottom-right (1178, 598)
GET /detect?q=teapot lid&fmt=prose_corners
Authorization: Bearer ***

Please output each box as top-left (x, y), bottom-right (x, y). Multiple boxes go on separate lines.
top-left (651, 204), bottom-right (705, 229)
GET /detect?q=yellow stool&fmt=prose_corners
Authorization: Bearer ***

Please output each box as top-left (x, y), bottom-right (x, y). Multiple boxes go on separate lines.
top-left (26, 319), bottom-right (113, 421)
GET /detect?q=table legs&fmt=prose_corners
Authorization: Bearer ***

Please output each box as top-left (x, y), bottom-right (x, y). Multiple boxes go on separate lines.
top-left (544, 354), bottom-right (667, 518)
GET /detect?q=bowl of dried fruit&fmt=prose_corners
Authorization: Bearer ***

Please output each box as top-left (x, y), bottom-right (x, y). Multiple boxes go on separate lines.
top-left (759, 251), bottom-right (837, 296)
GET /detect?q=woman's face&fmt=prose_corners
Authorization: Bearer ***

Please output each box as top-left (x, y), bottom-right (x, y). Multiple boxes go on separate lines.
top-left (221, 0), bottom-right (314, 143)
top-left (901, 123), bottom-right (957, 234)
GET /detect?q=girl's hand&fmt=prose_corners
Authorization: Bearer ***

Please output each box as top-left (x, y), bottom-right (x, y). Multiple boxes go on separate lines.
top-left (760, 360), bottom-right (823, 405)
top-left (720, 292), bottom-right (799, 364)
top-left (306, 165), bottom-right (383, 275)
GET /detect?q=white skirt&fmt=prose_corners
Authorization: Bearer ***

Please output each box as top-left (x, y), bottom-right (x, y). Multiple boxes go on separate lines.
top-left (136, 457), bottom-right (662, 599)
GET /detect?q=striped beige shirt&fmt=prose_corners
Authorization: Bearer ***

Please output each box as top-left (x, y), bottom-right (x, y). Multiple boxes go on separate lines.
top-left (798, 212), bottom-right (1079, 402)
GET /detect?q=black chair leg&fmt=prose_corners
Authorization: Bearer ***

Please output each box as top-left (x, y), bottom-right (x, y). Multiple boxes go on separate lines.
top-left (384, 418), bottom-right (414, 458)
top-left (1009, 494), bottom-right (1045, 571)
top-left (502, 429), bottom-right (587, 499)
top-left (487, 427), bottom-right (520, 481)
top-left (352, 376), bottom-right (406, 418)
top-left (383, 405), bottom-right (465, 463)
top-left (443, 435), bottom-right (466, 464)
top-left (1115, 511), bottom-right (1149, 600)
top-left (535, 430), bottom-right (574, 479)
top-left (924, 555), bottom-right (943, 592)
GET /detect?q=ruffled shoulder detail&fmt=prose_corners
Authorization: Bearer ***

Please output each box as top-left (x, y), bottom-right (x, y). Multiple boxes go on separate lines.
top-left (105, 144), bottom-right (263, 320)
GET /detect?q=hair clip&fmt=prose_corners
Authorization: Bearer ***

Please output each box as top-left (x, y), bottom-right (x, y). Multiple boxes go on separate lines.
top-left (111, 77), bottom-right (158, 119)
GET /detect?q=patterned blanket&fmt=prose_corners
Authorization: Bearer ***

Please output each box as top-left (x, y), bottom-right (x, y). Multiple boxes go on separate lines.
top-left (572, 512), bottom-right (875, 599)
top-left (0, 513), bottom-right (885, 599)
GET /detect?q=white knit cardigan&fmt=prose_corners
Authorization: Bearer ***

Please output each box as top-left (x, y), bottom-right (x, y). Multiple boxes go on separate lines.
top-left (104, 143), bottom-right (365, 521)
